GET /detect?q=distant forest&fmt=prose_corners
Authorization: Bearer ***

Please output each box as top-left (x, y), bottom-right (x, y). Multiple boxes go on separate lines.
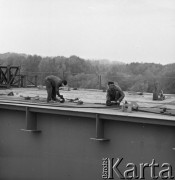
top-left (0, 53), bottom-right (175, 94)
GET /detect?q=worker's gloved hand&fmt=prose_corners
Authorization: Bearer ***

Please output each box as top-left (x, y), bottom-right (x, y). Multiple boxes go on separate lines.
top-left (116, 100), bottom-right (120, 105)
top-left (59, 95), bottom-right (65, 103)
top-left (60, 98), bottom-right (65, 103)
top-left (59, 95), bottom-right (64, 99)
top-left (106, 100), bottom-right (112, 106)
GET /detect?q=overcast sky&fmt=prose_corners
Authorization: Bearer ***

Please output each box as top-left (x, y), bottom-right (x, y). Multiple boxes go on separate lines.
top-left (0, 0), bottom-right (175, 64)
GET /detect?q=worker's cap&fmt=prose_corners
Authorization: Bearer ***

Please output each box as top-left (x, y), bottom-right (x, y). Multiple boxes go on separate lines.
top-left (108, 81), bottom-right (114, 85)
top-left (62, 80), bottom-right (67, 85)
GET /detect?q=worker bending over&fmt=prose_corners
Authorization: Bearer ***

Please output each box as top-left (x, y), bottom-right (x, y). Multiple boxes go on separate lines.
top-left (106, 81), bottom-right (125, 106)
top-left (45, 75), bottom-right (67, 103)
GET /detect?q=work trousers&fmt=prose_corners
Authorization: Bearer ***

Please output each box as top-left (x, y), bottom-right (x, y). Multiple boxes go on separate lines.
top-left (45, 79), bottom-right (57, 102)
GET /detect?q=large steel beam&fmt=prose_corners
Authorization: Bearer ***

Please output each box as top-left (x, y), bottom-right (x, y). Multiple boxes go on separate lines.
top-left (21, 107), bottom-right (41, 132)
top-left (0, 101), bottom-right (175, 127)
top-left (0, 101), bottom-right (175, 179)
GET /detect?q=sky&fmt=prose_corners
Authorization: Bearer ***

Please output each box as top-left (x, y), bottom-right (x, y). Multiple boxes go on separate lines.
top-left (0, 0), bottom-right (175, 64)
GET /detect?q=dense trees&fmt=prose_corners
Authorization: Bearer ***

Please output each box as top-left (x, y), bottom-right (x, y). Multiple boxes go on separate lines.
top-left (0, 53), bottom-right (174, 93)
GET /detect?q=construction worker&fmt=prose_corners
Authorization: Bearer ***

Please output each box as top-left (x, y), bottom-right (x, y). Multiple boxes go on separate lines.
top-left (153, 81), bottom-right (165, 101)
top-left (159, 89), bottom-right (165, 100)
top-left (106, 81), bottom-right (125, 106)
top-left (45, 75), bottom-right (67, 103)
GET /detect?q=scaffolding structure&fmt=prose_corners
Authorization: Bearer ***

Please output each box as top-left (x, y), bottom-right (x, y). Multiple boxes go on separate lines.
top-left (0, 65), bottom-right (21, 88)
top-left (0, 65), bottom-right (37, 88)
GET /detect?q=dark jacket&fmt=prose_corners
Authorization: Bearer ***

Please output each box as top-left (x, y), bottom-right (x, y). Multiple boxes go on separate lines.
top-left (45, 75), bottom-right (62, 87)
top-left (45, 75), bottom-right (63, 97)
top-left (106, 84), bottom-right (125, 102)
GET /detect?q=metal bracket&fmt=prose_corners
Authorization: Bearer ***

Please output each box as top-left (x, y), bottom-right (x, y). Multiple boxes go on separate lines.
top-left (21, 107), bottom-right (41, 132)
top-left (90, 114), bottom-right (110, 141)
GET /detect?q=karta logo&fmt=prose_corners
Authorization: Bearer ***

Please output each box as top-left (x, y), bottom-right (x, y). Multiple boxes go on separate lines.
top-left (102, 158), bottom-right (174, 179)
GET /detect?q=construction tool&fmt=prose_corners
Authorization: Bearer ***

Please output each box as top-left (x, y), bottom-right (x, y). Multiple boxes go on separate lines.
top-left (66, 98), bottom-right (84, 105)
top-left (122, 101), bottom-right (139, 113)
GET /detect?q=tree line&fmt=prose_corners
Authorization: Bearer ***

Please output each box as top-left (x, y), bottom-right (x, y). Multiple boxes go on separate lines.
top-left (0, 53), bottom-right (175, 94)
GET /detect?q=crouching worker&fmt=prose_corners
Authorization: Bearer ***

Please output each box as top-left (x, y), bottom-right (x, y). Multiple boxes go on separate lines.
top-left (45, 75), bottom-right (67, 103)
top-left (106, 81), bottom-right (125, 106)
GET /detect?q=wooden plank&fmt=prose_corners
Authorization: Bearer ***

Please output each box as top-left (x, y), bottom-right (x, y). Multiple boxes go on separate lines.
top-left (138, 107), bottom-right (175, 116)
top-left (0, 95), bottom-right (123, 109)
top-left (0, 97), bottom-right (116, 109)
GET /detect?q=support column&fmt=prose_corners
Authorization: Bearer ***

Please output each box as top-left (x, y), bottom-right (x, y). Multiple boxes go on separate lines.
top-left (34, 75), bottom-right (38, 87)
top-left (6, 65), bottom-right (10, 88)
top-left (21, 107), bottom-right (41, 132)
top-left (90, 114), bottom-right (109, 141)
